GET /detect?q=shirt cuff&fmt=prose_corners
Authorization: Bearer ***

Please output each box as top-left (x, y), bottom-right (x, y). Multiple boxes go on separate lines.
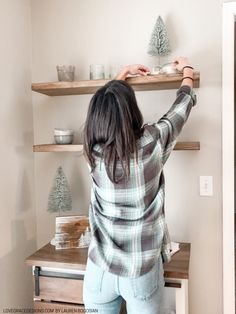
top-left (177, 85), bottom-right (197, 106)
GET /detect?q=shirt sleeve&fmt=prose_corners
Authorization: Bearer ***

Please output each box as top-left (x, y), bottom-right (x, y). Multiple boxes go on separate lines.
top-left (153, 85), bottom-right (197, 165)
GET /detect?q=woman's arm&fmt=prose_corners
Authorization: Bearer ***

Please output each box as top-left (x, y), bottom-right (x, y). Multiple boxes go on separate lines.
top-left (153, 57), bottom-right (196, 164)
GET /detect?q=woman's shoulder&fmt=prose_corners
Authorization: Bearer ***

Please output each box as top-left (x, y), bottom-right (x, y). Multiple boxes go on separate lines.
top-left (136, 124), bottom-right (159, 148)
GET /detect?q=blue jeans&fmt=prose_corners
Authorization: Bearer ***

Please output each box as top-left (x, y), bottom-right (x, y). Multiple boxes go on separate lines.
top-left (83, 256), bottom-right (165, 314)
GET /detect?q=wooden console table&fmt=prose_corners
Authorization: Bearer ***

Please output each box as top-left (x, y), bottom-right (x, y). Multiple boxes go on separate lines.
top-left (25, 242), bottom-right (190, 314)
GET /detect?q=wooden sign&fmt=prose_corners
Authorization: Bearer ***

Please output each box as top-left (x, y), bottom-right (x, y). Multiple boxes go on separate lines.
top-left (54, 215), bottom-right (90, 250)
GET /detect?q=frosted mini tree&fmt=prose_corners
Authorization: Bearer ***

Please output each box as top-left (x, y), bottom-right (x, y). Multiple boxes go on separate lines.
top-left (47, 166), bottom-right (72, 215)
top-left (148, 16), bottom-right (171, 66)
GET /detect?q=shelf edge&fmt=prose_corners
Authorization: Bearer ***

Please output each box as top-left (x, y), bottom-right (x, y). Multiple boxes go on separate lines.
top-left (32, 72), bottom-right (200, 96)
top-left (33, 142), bottom-right (200, 153)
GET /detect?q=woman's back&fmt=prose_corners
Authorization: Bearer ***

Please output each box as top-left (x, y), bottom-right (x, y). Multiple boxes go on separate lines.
top-left (85, 81), bottom-right (196, 277)
top-left (87, 123), bottom-right (169, 278)
top-left (83, 60), bottom-right (197, 313)
top-left (90, 125), bottom-right (163, 221)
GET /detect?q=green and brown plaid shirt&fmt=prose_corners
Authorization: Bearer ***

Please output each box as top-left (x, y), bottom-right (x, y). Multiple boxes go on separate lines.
top-left (87, 85), bottom-right (197, 278)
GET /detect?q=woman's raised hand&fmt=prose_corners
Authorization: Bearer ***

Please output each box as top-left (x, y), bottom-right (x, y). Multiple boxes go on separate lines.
top-left (173, 57), bottom-right (192, 72)
top-left (173, 57), bottom-right (194, 88)
top-left (125, 64), bottom-right (150, 76)
top-left (116, 64), bottom-right (150, 80)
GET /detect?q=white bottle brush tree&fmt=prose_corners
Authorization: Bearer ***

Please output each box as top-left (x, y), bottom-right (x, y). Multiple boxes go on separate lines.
top-left (148, 15), bottom-right (171, 66)
top-left (47, 166), bottom-right (72, 215)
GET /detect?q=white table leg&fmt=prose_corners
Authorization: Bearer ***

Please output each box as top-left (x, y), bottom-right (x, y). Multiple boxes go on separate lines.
top-left (175, 279), bottom-right (188, 314)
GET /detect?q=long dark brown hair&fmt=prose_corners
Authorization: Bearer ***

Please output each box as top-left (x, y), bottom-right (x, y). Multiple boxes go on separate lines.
top-left (83, 80), bottom-right (144, 183)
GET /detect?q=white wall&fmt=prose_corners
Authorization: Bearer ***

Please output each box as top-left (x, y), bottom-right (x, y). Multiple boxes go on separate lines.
top-left (31, 1), bottom-right (223, 313)
top-left (0, 0), bottom-right (36, 310)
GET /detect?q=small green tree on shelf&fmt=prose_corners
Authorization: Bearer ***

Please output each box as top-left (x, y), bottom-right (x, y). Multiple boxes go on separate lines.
top-left (47, 166), bottom-right (72, 215)
top-left (148, 15), bottom-right (171, 66)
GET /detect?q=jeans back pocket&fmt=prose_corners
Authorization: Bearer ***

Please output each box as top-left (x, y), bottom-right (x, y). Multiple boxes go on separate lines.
top-left (84, 257), bottom-right (105, 293)
top-left (130, 257), bottom-right (164, 301)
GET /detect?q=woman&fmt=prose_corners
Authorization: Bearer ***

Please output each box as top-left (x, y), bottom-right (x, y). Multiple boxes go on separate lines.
top-left (83, 57), bottom-right (196, 314)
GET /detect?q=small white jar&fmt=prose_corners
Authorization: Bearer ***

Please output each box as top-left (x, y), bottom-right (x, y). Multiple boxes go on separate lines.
top-left (161, 62), bottom-right (179, 74)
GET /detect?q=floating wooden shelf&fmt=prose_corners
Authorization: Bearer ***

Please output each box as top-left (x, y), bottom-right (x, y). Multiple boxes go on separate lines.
top-left (174, 142), bottom-right (200, 150)
top-left (32, 72), bottom-right (200, 96)
top-left (33, 144), bottom-right (83, 152)
top-left (33, 142), bottom-right (200, 153)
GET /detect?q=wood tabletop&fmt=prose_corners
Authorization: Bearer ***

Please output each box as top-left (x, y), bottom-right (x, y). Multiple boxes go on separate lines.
top-left (164, 243), bottom-right (191, 279)
top-left (25, 242), bottom-right (190, 280)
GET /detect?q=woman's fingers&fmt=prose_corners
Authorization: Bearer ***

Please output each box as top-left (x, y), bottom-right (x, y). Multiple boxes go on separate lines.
top-left (138, 70), bottom-right (149, 76)
top-left (138, 70), bottom-right (147, 76)
top-left (137, 65), bottom-right (150, 75)
top-left (125, 64), bottom-right (150, 76)
top-left (139, 65), bottom-right (150, 72)
top-left (172, 57), bottom-right (191, 71)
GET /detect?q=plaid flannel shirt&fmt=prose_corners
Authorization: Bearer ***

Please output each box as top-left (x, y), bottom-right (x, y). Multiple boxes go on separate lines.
top-left (87, 85), bottom-right (197, 278)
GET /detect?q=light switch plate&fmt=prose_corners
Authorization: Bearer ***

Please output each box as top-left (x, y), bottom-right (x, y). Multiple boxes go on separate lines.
top-left (200, 176), bottom-right (213, 196)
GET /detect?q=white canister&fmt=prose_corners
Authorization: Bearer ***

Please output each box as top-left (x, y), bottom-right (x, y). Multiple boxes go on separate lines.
top-left (90, 64), bottom-right (105, 80)
top-left (161, 62), bottom-right (179, 75)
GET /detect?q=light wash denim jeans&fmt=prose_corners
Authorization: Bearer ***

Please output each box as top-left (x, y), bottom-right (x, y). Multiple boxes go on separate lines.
top-left (83, 255), bottom-right (165, 314)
